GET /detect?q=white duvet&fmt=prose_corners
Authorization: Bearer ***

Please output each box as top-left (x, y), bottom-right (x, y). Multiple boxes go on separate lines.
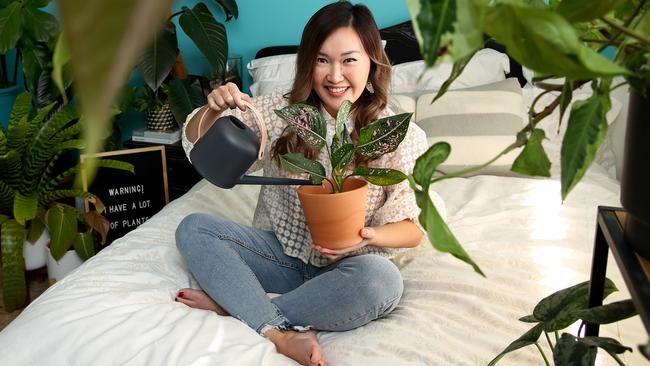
top-left (0, 162), bottom-right (646, 365)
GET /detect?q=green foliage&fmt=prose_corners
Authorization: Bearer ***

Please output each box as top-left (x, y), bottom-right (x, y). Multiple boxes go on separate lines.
top-left (133, 1), bottom-right (240, 123)
top-left (274, 100), bottom-right (412, 193)
top-left (0, 0), bottom-right (65, 106)
top-left (405, 0), bottom-right (650, 276)
top-left (0, 92), bottom-right (134, 311)
top-left (489, 279), bottom-right (637, 366)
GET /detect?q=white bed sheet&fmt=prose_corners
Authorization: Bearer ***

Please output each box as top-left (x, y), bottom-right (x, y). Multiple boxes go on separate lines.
top-left (0, 166), bottom-right (646, 365)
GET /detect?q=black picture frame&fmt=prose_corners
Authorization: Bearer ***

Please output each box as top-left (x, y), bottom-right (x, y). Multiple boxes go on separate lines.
top-left (81, 146), bottom-right (169, 245)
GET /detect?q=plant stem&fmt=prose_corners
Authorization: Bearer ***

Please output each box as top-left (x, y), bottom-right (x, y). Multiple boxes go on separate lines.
top-left (611, 81), bottom-right (628, 92)
top-left (430, 139), bottom-right (524, 184)
top-left (169, 10), bottom-right (184, 19)
top-left (554, 331), bottom-right (559, 343)
top-left (534, 342), bottom-right (551, 366)
top-left (610, 353), bottom-right (626, 366)
top-left (544, 331), bottom-right (554, 351)
top-left (600, 17), bottom-right (650, 47)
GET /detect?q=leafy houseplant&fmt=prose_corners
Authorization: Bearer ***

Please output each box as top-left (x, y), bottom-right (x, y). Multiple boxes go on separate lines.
top-left (135, 1), bottom-right (239, 129)
top-left (0, 0), bottom-right (71, 108)
top-left (273, 100), bottom-right (413, 248)
top-left (0, 92), bottom-right (133, 312)
top-left (489, 278), bottom-right (638, 366)
top-left (402, 0), bottom-right (650, 274)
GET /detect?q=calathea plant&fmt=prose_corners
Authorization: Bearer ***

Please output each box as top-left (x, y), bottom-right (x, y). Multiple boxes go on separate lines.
top-left (273, 100), bottom-right (413, 192)
top-left (0, 92), bottom-right (133, 312)
top-left (489, 278), bottom-right (638, 366)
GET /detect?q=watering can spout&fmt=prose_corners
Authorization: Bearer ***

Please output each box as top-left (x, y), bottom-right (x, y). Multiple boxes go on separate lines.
top-left (236, 175), bottom-right (314, 186)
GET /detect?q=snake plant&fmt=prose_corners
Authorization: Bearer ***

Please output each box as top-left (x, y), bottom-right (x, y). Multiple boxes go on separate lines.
top-left (0, 92), bottom-right (133, 312)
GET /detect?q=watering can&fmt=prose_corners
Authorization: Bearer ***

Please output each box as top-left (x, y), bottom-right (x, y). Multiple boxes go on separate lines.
top-left (189, 101), bottom-right (316, 189)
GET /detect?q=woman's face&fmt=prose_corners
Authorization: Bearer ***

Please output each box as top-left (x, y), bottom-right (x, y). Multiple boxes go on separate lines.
top-left (312, 26), bottom-right (371, 118)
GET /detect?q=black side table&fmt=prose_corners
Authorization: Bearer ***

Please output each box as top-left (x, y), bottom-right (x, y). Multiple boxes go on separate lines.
top-left (587, 206), bottom-right (650, 360)
top-left (123, 139), bottom-right (202, 200)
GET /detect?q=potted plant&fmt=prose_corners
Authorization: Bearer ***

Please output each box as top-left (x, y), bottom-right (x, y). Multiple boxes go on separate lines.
top-left (489, 278), bottom-right (639, 365)
top-left (401, 0), bottom-right (650, 274)
top-left (0, 92), bottom-right (134, 312)
top-left (0, 0), bottom-right (71, 111)
top-left (274, 100), bottom-right (412, 249)
top-left (135, 1), bottom-right (239, 130)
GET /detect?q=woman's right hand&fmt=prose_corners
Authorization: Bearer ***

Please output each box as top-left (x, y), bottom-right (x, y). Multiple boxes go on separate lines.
top-left (206, 82), bottom-right (253, 115)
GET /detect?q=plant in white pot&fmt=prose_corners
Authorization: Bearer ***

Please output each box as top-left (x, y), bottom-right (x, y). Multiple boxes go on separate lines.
top-left (274, 100), bottom-right (413, 249)
top-left (0, 92), bottom-right (133, 311)
top-left (402, 0), bottom-right (650, 274)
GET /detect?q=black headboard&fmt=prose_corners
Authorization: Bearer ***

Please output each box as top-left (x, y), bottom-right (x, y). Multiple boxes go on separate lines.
top-left (254, 21), bottom-right (527, 87)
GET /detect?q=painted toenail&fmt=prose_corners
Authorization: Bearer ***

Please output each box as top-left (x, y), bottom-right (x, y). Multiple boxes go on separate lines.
top-left (178, 291), bottom-right (185, 298)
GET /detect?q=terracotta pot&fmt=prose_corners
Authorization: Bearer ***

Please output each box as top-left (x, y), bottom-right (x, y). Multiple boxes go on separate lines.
top-left (297, 178), bottom-right (368, 249)
top-left (620, 89), bottom-right (650, 259)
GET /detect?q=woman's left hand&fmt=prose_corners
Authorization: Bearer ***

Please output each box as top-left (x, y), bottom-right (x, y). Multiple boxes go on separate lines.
top-left (311, 227), bottom-right (376, 261)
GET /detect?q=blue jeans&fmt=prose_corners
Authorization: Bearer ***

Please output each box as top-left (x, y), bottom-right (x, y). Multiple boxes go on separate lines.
top-left (175, 213), bottom-right (404, 334)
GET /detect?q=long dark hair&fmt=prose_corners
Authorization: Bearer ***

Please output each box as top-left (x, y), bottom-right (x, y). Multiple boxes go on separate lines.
top-left (271, 1), bottom-right (391, 166)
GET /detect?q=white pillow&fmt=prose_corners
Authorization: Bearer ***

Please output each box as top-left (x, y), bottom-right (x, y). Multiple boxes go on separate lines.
top-left (416, 78), bottom-right (526, 176)
top-left (247, 54), bottom-right (297, 97)
top-left (390, 48), bottom-right (510, 95)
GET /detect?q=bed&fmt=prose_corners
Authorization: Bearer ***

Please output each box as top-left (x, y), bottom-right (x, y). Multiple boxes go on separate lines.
top-left (1, 23), bottom-right (647, 366)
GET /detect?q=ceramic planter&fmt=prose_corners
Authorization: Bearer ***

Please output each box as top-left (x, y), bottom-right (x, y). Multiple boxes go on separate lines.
top-left (297, 178), bottom-right (368, 249)
top-left (23, 229), bottom-right (49, 271)
top-left (47, 248), bottom-right (83, 285)
top-left (620, 89), bottom-right (650, 259)
top-left (146, 104), bottom-right (176, 131)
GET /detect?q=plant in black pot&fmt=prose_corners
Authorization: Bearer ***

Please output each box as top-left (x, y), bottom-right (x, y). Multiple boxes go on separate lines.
top-left (404, 0), bottom-right (650, 271)
top-left (135, 1), bottom-right (239, 131)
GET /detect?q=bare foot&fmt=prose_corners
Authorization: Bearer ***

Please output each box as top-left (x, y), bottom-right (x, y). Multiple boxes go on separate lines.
top-left (264, 329), bottom-right (326, 366)
top-left (175, 288), bottom-right (229, 316)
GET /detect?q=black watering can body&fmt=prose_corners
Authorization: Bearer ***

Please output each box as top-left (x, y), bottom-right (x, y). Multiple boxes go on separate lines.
top-left (189, 101), bottom-right (315, 189)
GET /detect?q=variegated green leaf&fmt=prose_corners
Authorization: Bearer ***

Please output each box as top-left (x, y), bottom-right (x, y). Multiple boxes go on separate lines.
top-left (519, 314), bottom-right (540, 323)
top-left (351, 166), bottom-right (406, 186)
top-left (333, 99), bottom-right (352, 151)
top-left (279, 153), bottom-right (326, 185)
top-left (580, 336), bottom-right (632, 356)
top-left (357, 113), bottom-right (412, 159)
top-left (553, 333), bottom-right (596, 366)
top-left (275, 104), bottom-right (326, 150)
top-left (0, 219), bottom-right (27, 312)
top-left (488, 324), bottom-right (544, 366)
top-left (13, 192), bottom-right (39, 225)
top-left (331, 143), bottom-right (354, 171)
top-left (533, 278), bottom-right (618, 332)
top-left (572, 299), bottom-right (637, 325)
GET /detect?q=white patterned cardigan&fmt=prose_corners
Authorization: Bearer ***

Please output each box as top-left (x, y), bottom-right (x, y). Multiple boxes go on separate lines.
top-left (182, 92), bottom-right (428, 267)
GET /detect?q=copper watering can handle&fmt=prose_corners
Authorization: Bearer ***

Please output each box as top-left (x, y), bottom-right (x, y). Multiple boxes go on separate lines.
top-left (194, 101), bottom-right (268, 160)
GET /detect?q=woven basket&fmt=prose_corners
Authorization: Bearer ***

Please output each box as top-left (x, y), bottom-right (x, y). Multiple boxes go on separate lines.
top-left (146, 104), bottom-right (176, 131)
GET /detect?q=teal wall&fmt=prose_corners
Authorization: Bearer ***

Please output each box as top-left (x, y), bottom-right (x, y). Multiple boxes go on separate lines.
top-left (175, 0), bottom-right (410, 93)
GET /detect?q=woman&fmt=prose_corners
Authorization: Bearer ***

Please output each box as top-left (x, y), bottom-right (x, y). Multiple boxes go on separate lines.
top-left (176, 2), bottom-right (427, 365)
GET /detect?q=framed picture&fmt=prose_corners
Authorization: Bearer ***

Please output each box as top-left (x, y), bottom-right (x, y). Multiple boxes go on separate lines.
top-left (81, 146), bottom-right (169, 245)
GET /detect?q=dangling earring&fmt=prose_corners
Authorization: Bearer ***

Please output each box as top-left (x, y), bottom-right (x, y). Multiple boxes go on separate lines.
top-left (366, 81), bottom-right (375, 94)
